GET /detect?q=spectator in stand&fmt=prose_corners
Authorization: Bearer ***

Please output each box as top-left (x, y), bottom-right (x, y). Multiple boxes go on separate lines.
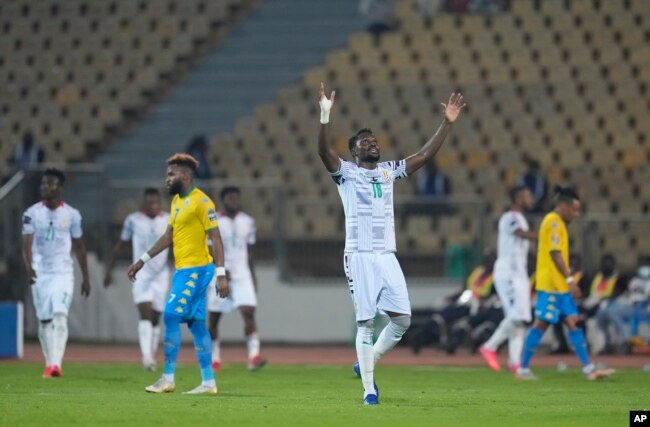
top-left (597, 256), bottom-right (650, 353)
top-left (516, 158), bottom-right (548, 213)
top-left (416, 158), bottom-right (451, 198)
top-left (359, 0), bottom-right (396, 37)
top-left (185, 135), bottom-right (212, 180)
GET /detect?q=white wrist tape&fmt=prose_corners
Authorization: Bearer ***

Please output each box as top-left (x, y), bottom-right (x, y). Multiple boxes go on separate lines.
top-left (216, 267), bottom-right (226, 277)
top-left (319, 98), bottom-right (332, 124)
top-left (566, 276), bottom-right (574, 284)
top-left (139, 253), bottom-right (151, 263)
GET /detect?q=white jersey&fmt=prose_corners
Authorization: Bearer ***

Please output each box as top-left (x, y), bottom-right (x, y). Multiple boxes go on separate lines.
top-left (120, 211), bottom-right (170, 275)
top-left (22, 201), bottom-right (83, 275)
top-left (494, 210), bottom-right (530, 277)
top-left (217, 211), bottom-right (255, 280)
top-left (331, 158), bottom-right (407, 253)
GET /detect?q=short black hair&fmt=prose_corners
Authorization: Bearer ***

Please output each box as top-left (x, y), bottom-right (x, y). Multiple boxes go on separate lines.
top-left (553, 185), bottom-right (580, 205)
top-left (144, 187), bottom-right (160, 197)
top-left (509, 184), bottom-right (529, 203)
top-left (220, 186), bottom-right (240, 200)
top-left (44, 168), bottom-right (65, 185)
top-left (348, 128), bottom-right (373, 151)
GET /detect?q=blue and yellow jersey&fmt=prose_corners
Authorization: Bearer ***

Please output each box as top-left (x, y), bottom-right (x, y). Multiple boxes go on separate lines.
top-left (536, 211), bottom-right (569, 293)
top-left (168, 187), bottom-right (219, 269)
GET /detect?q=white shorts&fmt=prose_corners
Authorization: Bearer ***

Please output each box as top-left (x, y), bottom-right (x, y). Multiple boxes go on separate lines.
top-left (132, 268), bottom-right (170, 312)
top-left (343, 252), bottom-right (411, 322)
top-left (206, 276), bottom-right (257, 314)
top-left (31, 271), bottom-right (74, 321)
top-left (494, 272), bottom-right (532, 322)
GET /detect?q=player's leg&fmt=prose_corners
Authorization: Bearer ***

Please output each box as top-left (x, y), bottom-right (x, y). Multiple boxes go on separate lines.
top-left (182, 265), bottom-right (217, 394)
top-left (347, 253), bottom-right (380, 404)
top-left (374, 254), bottom-right (411, 365)
top-left (517, 291), bottom-right (555, 379)
top-left (563, 296), bottom-right (615, 380)
top-left (480, 277), bottom-right (516, 370)
top-left (240, 306), bottom-right (266, 371)
top-left (48, 273), bottom-right (74, 376)
top-left (208, 311), bottom-right (223, 370)
top-left (506, 276), bottom-right (532, 371)
top-left (136, 302), bottom-right (156, 370)
top-left (151, 309), bottom-right (162, 360)
top-left (32, 283), bottom-right (54, 376)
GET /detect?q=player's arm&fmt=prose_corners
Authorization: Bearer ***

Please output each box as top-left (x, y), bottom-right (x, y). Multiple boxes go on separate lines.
top-left (514, 229), bottom-right (538, 240)
top-left (72, 238), bottom-right (91, 297)
top-left (22, 234), bottom-right (36, 285)
top-left (127, 226), bottom-right (173, 282)
top-left (550, 250), bottom-right (580, 297)
top-left (317, 82), bottom-right (339, 173)
top-left (104, 240), bottom-right (129, 288)
top-left (248, 244), bottom-right (258, 291)
top-left (404, 93), bottom-right (466, 176)
top-left (207, 227), bottom-right (230, 298)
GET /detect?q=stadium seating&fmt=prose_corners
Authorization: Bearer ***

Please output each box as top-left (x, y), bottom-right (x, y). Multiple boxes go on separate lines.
top-left (209, 0), bottom-right (650, 272)
top-left (0, 0), bottom-right (252, 164)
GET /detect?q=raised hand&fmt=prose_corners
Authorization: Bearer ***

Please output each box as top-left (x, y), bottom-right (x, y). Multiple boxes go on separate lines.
top-left (319, 82), bottom-right (336, 124)
top-left (441, 93), bottom-right (466, 123)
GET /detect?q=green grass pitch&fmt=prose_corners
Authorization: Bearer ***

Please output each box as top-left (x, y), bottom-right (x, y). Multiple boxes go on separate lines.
top-left (1, 364), bottom-right (647, 427)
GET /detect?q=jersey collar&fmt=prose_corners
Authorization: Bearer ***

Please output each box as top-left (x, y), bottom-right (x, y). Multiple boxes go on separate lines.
top-left (179, 186), bottom-right (195, 199)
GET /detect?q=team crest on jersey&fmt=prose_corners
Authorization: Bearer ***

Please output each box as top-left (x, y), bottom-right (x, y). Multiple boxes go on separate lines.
top-left (551, 234), bottom-right (560, 245)
top-left (208, 209), bottom-right (217, 222)
top-left (382, 169), bottom-right (390, 182)
top-left (185, 198), bottom-right (190, 207)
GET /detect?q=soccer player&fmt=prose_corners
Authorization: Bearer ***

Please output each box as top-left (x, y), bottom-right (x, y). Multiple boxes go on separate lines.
top-left (479, 185), bottom-right (537, 372)
top-left (104, 188), bottom-right (170, 371)
top-left (207, 186), bottom-right (267, 372)
top-left (22, 168), bottom-right (91, 378)
top-left (516, 186), bottom-right (614, 380)
top-left (317, 82), bottom-right (465, 404)
top-left (127, 154), bottom-right (230, 394)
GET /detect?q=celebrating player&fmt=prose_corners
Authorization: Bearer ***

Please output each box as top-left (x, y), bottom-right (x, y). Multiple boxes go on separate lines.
top-left (127, 154), bottom-right (230, 394)
top-left (516, 186), bottom-right (614, 380)
top-left (104, 188), bottom-right (170, 371)
top-left (317, 82), bottom-right (465, 404)
top-left (479, 185), bottom-right (537, 372)
top-left (207, 186), bottom-right (267, 372)
top-left (22, 168), bottom-right (91, 378)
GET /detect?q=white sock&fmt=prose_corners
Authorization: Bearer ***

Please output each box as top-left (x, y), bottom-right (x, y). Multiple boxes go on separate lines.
top-left (38, 321), bottom-right (53, 366)
top-left (50, 314), bottom-right (68, 367)
top-left (373, 316), bottom-right (411, 365)
top-left (212, 339), bottom-right (221, 363)
top-left (162, 373), bottom-right (174, 383)
top-left (151, 325), bottom-right (161, 359)
top-left (247, 333), bottom-right (260, 360)
top-left (356, 321), bottom-right (376, 397)
top-left (508, 326), bottom-right (526, 367)
top-left (484, 318), bottom-right (516, 351)
top-left (138, 320), bottom-right (153, 364)
top-left (202, 379), bottom-right (216, 388)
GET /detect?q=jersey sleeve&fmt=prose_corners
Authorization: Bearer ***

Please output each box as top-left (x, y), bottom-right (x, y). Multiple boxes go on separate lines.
top-left (120, 215), bottom-right (134, 241)
top-left (385, 159), bottom-right (408, 180)
top-left (247, 218), bottom-right (257, 245)
top-left (329, 159), bottom-right (355, 185)
top-left (22, 207), bottom-right (34, 235)
top-left (197, 197), bottom-right (219, 232)
top-left (70, 209), bottom-right (83, 239)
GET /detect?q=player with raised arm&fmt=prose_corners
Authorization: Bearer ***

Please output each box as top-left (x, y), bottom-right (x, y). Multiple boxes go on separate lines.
top-left (22, 168), bottom-right (91, 378)
top-left (317, 82), bottom-right (465, 405)
top-left (479, 185), bottom-right (537, 372)
top-left (127, 154), bottom-right (230, 395)
top-left (516, 186), bottom-right (614, 380)
top-left (104, 188), bottom-right (170, 371)
top-left (207, 186), bottom-right (267, 372)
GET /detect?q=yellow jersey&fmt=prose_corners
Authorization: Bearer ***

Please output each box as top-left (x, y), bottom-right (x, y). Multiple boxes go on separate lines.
top-left (168, 187), bottom-right (219, 269)
top-left (536, 211), bottom-right (569, 293)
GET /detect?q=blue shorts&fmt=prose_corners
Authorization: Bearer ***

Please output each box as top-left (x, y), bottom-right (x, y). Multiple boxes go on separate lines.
top-left (534, 291), bottom-right (578, 324)
top-left (164, 264), bottom-right (215, 321)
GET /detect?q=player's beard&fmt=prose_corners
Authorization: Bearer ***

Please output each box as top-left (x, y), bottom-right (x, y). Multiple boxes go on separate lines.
top-left (361, 153), bottom-right (380, 162)
top-left (168, 180), bottom-right (183, 196)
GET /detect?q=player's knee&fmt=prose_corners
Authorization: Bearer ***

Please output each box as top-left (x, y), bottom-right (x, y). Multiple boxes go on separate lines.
top-left (357, 319), bottom-right (375, 331)
top-left (391, 315), bottom-right (411, 332)
top-left (163, 311), bottom-right (181, 325)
